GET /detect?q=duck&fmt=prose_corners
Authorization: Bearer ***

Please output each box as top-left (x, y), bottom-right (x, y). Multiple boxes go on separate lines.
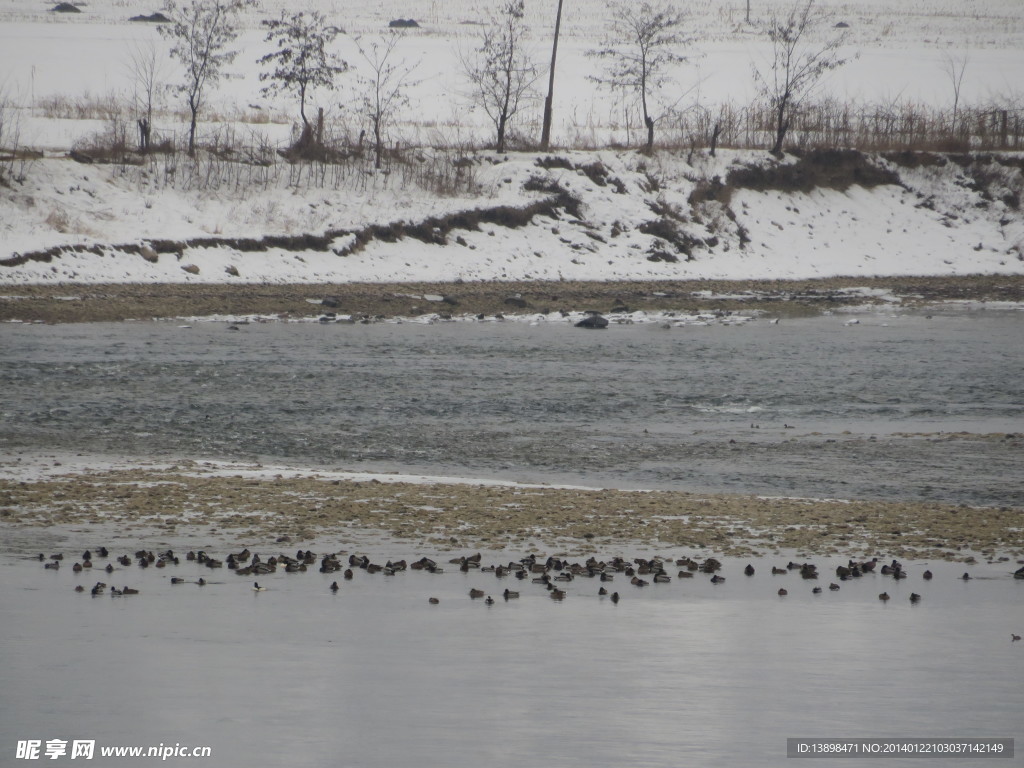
top-left (610, 592), bottom-right (619, 603)
top-left (549, 589), bottom-right (566, 601)
top-left (197, 577), bottom-right (206, 586)
top-left (923, 569), bottom-right (933, 580)
top-left (598, 587), bottom-right (608, 596)
top-left (744, 564), bottom-right (755, 576)
top-left (469, 588), bottom-right (485, 599)
top-left (110, 587), bottom-right (123, 596)
top-left (1012, 634), bottom-right (1021, 642)
top-left (812, 586), bottom-right (822, 594)
top-left (330, 582), bottom-right (339, 592)
top-left (428, 597), bottom-right (440, 604)
top-left (710, 574), bottom-right (725, 584)
top-left (123, 586), bottom-right (139, 595)
top-left (502, 589), bottom-right (519, 600)
top-left (778, 588), bottom-right (788, 596)
top-left (879, 592), bottom-right (890, 601)
top-left (484, 596), bottom-right (495, 605)
top-left (171, 577), bottom-right (185, 584)
top-left (909, 593), bottom-right (921, 603)
top-left (962, 572), bottom-right (971, 580)
top-left (253, 582), bottom-right (266, 592)
top-left (74, 585), bottom-right (84, 592)
top-left (829, 582), bottom-right (840, 591)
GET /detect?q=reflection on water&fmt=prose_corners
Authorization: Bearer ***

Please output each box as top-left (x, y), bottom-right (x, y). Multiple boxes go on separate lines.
top-left (1, 311), bottom-right (1022, 505)
top-left (0, 549), bottom-right (1020, 768)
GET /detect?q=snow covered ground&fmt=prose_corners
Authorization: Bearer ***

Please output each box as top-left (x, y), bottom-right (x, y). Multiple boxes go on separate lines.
top-left (1, 0), bottom-right (1023, 285)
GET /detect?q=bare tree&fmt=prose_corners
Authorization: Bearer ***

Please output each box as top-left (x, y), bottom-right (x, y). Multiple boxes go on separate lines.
top-left (160, 0), bottom-right (249, 155)
top-left (587, 0), bottom-right (691, 151)
top-left (125, 39), bottom-right (167, 152)
top-left (753, 0), bottom-right (849, 156)
top-left (941, 51), bottom-right (969, 137)
top-left (352, 32), bottom-right (419, 170)
top-left (462, 0), bottom-right (539, 153)
top-left (259, 11), bottom-right (346, 149)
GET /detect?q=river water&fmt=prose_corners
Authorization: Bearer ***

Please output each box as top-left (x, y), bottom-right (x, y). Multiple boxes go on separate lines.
top-left (1, 307), bottom-right (1022, 505)
top-left (1, 307), bottom-right (1022, 767)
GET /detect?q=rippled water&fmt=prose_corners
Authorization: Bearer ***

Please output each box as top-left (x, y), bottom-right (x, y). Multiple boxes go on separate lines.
top-left (2, 309), bottom-right (1022, 504)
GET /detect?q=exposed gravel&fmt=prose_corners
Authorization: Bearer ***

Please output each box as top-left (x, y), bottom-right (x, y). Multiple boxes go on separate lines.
top-left (2, 275), bottom-right (1023, 323)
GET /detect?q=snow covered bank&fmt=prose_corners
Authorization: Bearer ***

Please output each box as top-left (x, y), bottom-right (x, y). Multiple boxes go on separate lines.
top-left (2, 148), bottom-right (1022, 286)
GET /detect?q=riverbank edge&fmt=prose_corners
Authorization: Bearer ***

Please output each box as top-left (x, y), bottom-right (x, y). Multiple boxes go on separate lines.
top-left (2, 458), bottom-right (1022, 564)
top-left (3, 274), bottom-right (1024, 323)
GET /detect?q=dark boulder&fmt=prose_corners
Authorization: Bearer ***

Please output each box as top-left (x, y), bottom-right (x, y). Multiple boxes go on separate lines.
top-left (130, 12), bottom-right (170, 21)
top-left (575, 314), bottom-right (608, 329)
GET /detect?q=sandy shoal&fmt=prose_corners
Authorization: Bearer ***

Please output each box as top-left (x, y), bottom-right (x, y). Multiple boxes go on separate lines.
top-left (1, 460), bottom-right (1021, 563)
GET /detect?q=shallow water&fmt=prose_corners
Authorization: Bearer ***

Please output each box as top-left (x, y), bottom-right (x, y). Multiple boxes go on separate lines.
top-left (1, 546), bottom-right (1022, 768)
top-left (1, 309), bottom-right (1022, 505)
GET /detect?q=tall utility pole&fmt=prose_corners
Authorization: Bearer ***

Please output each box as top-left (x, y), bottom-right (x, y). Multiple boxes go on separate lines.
top-left (540, 0), bottom-right (564, 149)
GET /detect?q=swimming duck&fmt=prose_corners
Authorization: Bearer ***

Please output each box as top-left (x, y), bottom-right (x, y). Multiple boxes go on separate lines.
top-left (428, 597), bottom-right (440, 604)
top-left (74, 585), bottom-right (84, 592)
top-left (122, 586), bottom-right (138, 595)
top-left (253, 582), bottom-right (266, 592)
top-left (778, 588), bottom-right (788, 596)
top-left (1012, 634), bottom-right (1021, 642)
top-left (549, 589), bottom-right (566, 601)
top-left (879, 592), bottom-right (890, 601)
top-left (598, 587), bottom-right (608, 596)
top-left (812, 586), bottom-right (822, 594)
top-left (197, 578), bottom-right (206, 586)
top-left (484, 596), bottom-right (495, 605)
top-left (503, 589), bottom-right (519, 600)
top-left (171, 577), bottom-right (184, 584)
top-left (469, 588), bottom-right (485, 599)
top-left (909, 593), bottom-right (921, 603)
top-left (710, 574), bottom-right (725, 584)
top-left (330, 582), bottom-right (339, 592)
top-left (744, 564), bottom-right (755, 576)
top-left (610, 592), bottom-right (619, 603)
top-left (829, 583), bottom-right (840, 591)
top-left (923, 570), bottom-right (933, 580)
top-left (962, 572), bottom-right (971, 580)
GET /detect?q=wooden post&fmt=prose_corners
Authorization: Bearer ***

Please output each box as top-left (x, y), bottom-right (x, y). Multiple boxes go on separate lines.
top-left (540, 0), bottom-right (564, 150)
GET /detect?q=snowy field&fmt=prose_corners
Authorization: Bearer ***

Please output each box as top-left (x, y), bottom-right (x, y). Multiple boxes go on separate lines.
top-left (1, 0), bottom-right (1023, 284)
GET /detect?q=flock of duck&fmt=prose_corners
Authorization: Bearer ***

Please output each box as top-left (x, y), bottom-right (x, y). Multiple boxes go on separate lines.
top-left (38, 546), bottom-right (1024, 626)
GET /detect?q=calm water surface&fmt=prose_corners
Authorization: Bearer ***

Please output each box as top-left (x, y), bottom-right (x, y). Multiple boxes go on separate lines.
top-left (0, 547), bottom-right (1021, 768)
